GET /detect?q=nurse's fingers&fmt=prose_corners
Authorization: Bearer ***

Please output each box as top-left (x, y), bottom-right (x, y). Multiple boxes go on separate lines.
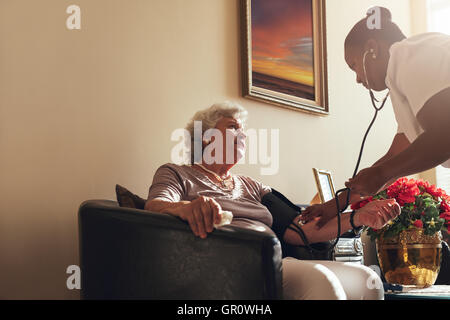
top-left (300, 205), bottom-right (323, 222)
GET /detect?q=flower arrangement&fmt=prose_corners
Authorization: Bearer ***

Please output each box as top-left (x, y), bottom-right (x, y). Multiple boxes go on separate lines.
top-left (351, 177), bottom-right (450, 240)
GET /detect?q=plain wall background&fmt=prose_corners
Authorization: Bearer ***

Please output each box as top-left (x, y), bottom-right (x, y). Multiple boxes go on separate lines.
top-left (0, 0), bottom-right (413, 299)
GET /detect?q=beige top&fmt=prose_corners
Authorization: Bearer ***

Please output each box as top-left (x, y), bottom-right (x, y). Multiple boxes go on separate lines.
top-left (147, 163), bottom-right (274, 232)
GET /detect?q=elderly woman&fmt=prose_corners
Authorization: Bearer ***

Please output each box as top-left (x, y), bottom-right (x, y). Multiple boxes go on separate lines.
top-left (145, 101), bottom-right (401, 300)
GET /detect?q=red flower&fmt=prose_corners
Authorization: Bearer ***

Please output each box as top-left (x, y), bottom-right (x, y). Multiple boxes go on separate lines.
top-left (440, 212), bottom-right (450, 235)
top-left (368, 177), bottom-right (450, 237)
top-left (413, 220), bottom-right (423, 228)
top-left (397, 192), bottom-right (417, 206)
top-left (440, 212), bottom-right (450, 222)
top-left (387, 178), bottom-right (420, 206)
top-left (441, 200), bottom-right (450, 213)
top-left (427, 185), bottom-right (444, 198)
top-left (417, 179), bottom-right (430, 191)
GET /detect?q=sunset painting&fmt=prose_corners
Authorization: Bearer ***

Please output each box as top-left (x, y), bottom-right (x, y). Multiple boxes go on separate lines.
top-left (242, 0), bottom-right (328, 114)
top-left (252, 0), bottom-right (314, 100)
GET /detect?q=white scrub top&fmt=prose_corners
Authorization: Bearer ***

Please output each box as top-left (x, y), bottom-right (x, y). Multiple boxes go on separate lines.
top-left (385, 32), bottom-right (450, 168)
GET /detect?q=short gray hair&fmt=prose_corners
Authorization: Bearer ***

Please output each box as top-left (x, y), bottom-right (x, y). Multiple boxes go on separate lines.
top-left (185, 101), bottom-right (248, 164)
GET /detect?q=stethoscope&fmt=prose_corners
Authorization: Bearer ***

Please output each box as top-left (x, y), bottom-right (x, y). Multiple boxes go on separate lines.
top-left (293, 49), bottom-right (391, 255)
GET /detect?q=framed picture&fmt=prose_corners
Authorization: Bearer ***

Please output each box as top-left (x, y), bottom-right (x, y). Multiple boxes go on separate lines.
top-left (312, 168), bottom-right (335, 203)
top-left (241, 0), bottom-right (328, 115)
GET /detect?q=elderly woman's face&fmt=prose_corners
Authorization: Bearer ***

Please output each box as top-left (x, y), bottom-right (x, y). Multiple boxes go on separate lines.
top-left (212, 116), bottom-right (246, 165)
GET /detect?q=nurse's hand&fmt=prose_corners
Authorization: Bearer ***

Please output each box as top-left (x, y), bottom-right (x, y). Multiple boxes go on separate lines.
top-left (345, 166), bottom-right (390, 197)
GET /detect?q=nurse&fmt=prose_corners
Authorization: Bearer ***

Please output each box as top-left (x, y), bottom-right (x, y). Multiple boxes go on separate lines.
top-left (303, 7), bottom-right (450, 227)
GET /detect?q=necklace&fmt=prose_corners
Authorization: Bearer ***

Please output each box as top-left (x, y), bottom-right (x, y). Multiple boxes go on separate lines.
top-left (195, 164), bottom-right (234, 189)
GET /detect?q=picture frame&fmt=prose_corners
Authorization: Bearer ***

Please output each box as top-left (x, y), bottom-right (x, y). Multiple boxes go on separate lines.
top-left (312, 168), bottom-right (335, 203)
top-left (241, 0), bottom-right (328, 115)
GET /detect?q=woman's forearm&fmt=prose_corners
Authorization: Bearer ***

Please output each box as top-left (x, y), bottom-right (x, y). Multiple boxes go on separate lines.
top-left (285, 199), bottom-right (400, 246)
top-left (144, 199), bottom-right (190, 215)
top-left (283, 213), bottom-right (353, 246)
top-left (325, 190), bottom-right (364, 212)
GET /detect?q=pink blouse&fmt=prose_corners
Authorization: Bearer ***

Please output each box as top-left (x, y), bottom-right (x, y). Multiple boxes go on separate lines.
top-left (147, 163), bottom-right (274, 232)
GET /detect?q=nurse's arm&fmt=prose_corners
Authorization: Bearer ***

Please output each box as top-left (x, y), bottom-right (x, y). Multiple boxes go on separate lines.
top-left (378, 87), bottom-right (450, 180)
top-left (372, 133), bottom-right (411, 167)
top-left (369, 133), bottom-right (411, 188)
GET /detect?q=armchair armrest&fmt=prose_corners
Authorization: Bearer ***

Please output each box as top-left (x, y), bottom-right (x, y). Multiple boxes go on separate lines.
top-left (78, 200), bottom-right (283, 299)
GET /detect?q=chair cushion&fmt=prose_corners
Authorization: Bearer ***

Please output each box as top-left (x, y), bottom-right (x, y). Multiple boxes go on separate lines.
top-left (115, 184), bottom-right (146, 209)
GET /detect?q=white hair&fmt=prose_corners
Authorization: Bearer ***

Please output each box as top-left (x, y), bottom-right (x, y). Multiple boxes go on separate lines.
top-left (185, 101), bottom-right (248, 164)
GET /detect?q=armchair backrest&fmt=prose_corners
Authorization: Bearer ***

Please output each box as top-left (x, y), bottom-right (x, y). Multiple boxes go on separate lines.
top-left (78, 200), bottom-right (283, 299)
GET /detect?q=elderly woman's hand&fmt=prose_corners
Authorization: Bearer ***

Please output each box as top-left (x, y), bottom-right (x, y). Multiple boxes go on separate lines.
top-left (170, 196), bottom-right (223, 239)
top-left (354, 199), bottom-right (401, 230)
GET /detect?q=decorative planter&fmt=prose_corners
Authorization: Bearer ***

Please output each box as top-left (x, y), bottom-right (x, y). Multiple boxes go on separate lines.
top-left (376, 229), bottom-right (442, 288)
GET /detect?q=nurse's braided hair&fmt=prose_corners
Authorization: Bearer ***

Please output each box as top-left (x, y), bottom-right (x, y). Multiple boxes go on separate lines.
top-left (345, 7), bottom-right (406, 49)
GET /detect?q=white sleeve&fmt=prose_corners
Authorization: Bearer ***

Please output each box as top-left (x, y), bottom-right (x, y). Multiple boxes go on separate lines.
top-left (394, 45), bottom-right (450, 116)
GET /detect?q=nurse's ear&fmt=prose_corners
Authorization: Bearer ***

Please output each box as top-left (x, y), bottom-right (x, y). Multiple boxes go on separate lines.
top-left (364, 39), bottom-right (379, 59)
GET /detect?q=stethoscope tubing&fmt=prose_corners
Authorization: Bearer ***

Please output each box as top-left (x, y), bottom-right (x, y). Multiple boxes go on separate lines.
top-left (299, 82), bottom-right (390, 254)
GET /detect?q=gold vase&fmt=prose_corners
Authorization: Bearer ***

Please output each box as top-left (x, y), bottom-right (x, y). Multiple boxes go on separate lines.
top-left (376, 229), bottom-right (442, 288)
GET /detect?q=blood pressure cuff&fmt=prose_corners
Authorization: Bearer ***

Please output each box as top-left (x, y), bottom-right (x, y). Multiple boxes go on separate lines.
top-left (261, 189), bottom-right (335, 260)
top-left (261, 189), bottom-right (301, 241)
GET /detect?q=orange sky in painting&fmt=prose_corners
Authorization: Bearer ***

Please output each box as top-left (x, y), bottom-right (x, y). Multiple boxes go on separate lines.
top-left (251, 0), bottom-right (314, 86)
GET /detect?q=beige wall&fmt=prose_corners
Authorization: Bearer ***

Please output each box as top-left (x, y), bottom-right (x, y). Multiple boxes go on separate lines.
top-left (410, 0), bottom-right (428, 35)
top-left (409, 0), bottom-right (438, 184)
top-left (0, 0), bottom-right (411, 299)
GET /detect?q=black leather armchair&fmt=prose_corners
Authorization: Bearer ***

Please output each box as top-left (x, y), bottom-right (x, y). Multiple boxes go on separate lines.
top-left (78, 200), bottom-right (283, 300)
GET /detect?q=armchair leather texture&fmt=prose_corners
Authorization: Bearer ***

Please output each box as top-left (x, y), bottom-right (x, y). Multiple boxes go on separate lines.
top-left (78, 200), bottom-right (283, 300)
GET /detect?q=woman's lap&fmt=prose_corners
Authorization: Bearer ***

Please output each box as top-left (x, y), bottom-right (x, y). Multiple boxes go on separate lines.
top-left (282, 257), bottom-right (384, 300)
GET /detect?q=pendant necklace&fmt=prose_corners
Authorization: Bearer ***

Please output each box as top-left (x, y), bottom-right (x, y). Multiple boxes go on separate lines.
top-left (195, 164), bottom-right (234, 189)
